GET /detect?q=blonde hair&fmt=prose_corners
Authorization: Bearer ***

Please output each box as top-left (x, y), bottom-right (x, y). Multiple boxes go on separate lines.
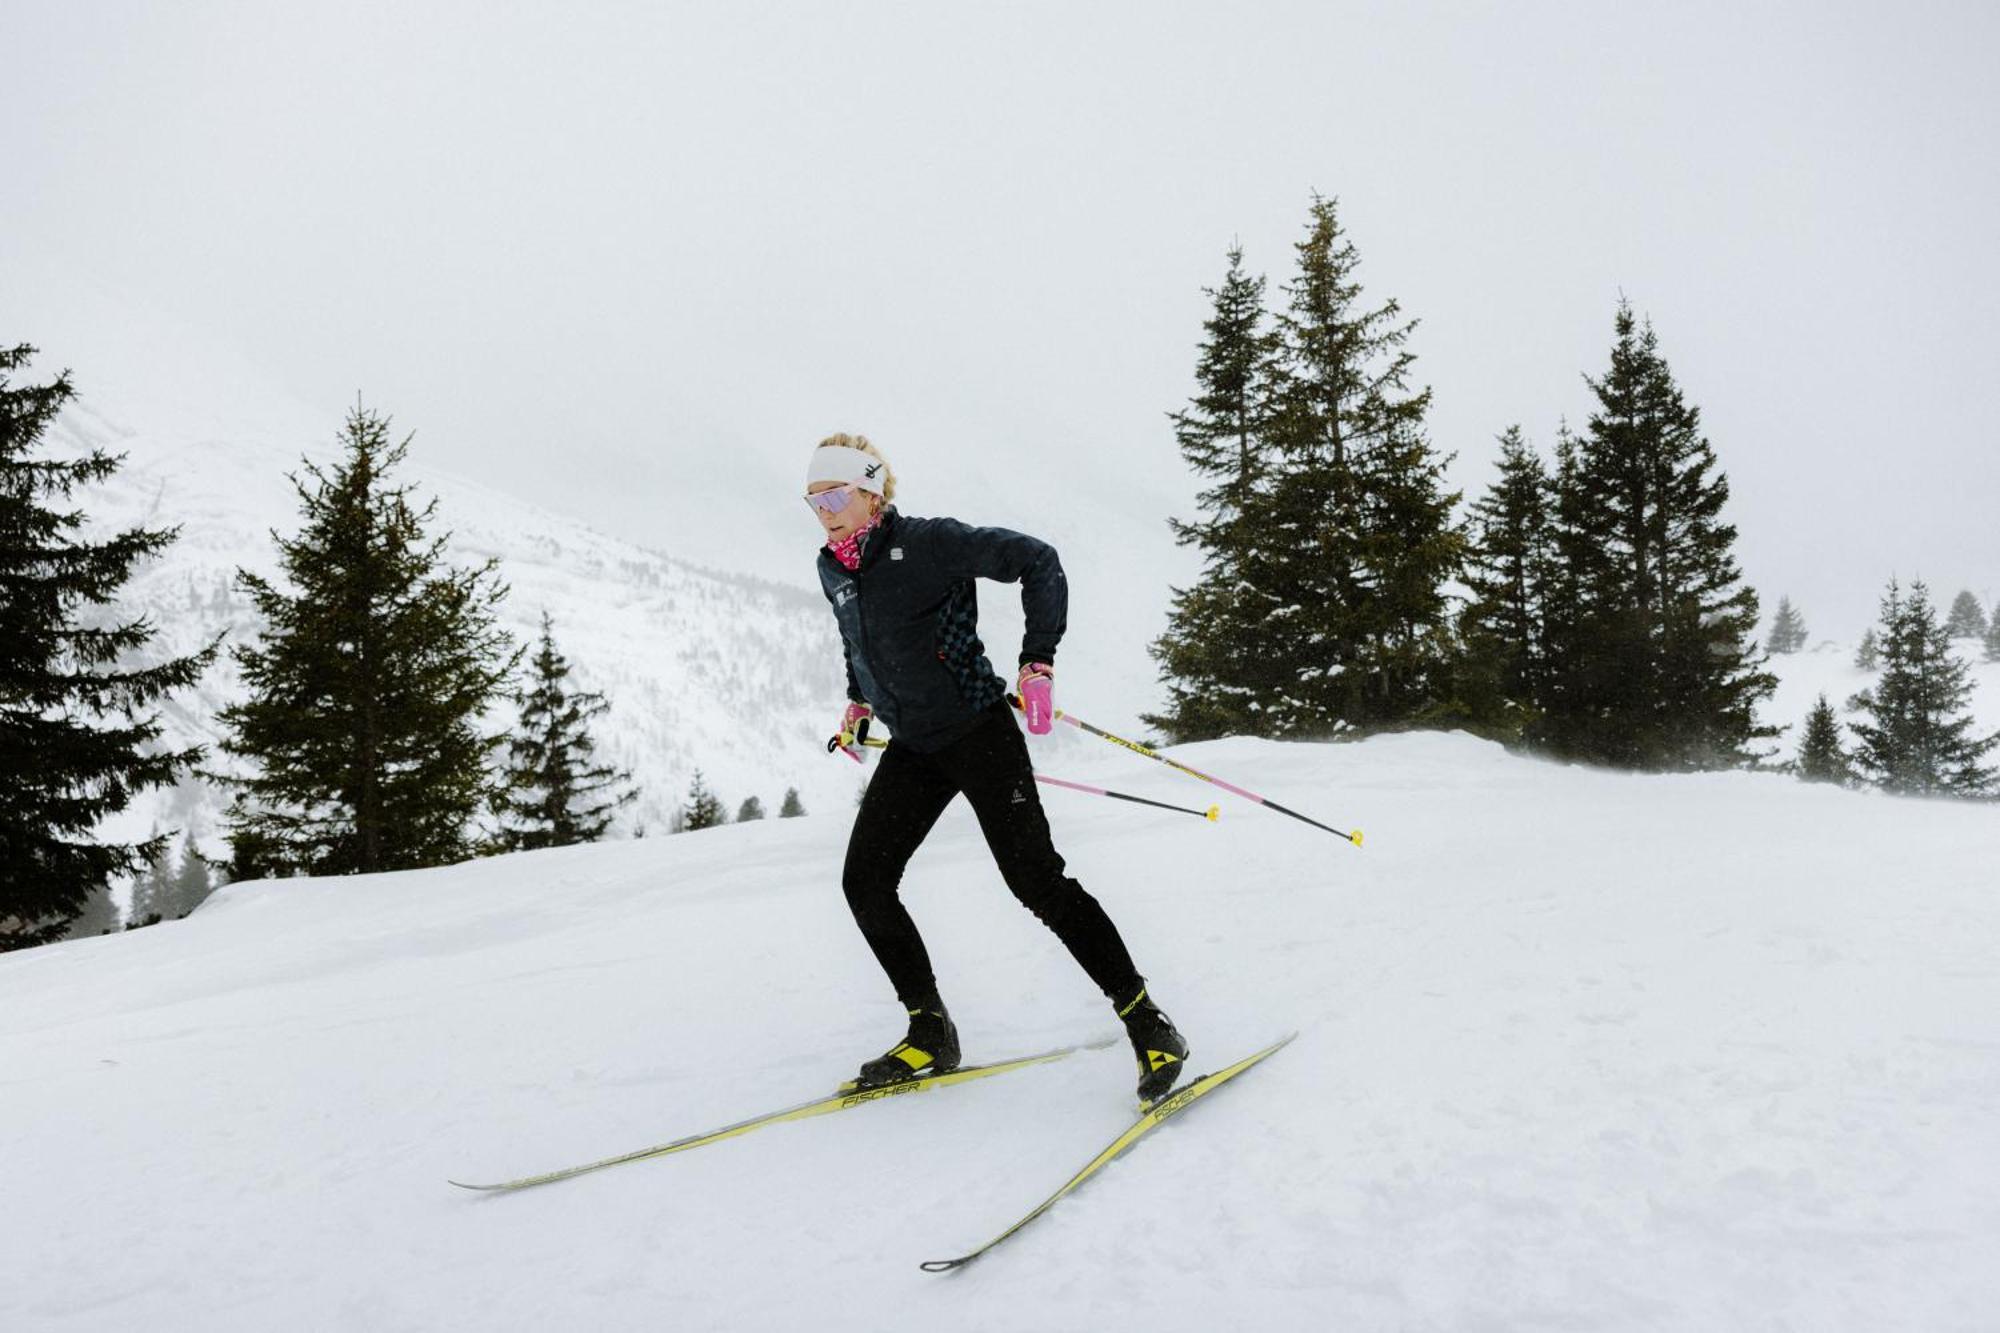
top-left (816, 432), bottom-right (897, 503)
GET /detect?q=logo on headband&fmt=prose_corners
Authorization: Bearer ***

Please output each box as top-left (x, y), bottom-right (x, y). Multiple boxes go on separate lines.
top-left (864, 462), bottom-right (881, 478)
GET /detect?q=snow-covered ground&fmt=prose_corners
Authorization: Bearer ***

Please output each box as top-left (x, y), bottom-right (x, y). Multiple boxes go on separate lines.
top-left (4, 728), bottom-right (1996, 1330)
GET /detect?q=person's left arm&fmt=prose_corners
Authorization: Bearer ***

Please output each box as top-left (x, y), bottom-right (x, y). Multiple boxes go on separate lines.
top-left (924, 517), bottom-right (1067, 667)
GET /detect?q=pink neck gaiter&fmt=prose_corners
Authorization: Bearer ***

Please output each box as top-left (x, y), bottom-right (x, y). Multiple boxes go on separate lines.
top-left (826, 511), bottom-right (883, 571)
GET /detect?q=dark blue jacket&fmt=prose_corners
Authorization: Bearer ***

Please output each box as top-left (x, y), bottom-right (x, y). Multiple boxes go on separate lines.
top-left (817, 505), bottom-right (1067, 752)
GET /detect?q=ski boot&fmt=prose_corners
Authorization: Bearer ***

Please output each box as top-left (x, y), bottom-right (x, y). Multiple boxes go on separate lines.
top-left (845, 992), bottom-right (961, 1092)
top-left (1116, 981), bottom-right (1189, 1104)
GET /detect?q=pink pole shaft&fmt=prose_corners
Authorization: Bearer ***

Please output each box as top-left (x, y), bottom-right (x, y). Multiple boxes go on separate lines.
top-left (1033, 773), bottom-right (1108, 798)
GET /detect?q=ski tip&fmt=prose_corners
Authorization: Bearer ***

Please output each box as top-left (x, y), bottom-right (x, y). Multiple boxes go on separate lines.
top-left (920, 1257), bottom-right (971, 1274)
top-left (447, 1179), bottom-right (498, 1192)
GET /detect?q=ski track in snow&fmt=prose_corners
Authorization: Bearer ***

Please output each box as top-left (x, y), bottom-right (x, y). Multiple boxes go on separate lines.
top-left (4, 731), bottom-right (1998, 1331)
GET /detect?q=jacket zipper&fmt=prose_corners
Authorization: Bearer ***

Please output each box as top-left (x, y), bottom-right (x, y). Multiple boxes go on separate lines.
top-left (841, 557), bottom-right (900, 721)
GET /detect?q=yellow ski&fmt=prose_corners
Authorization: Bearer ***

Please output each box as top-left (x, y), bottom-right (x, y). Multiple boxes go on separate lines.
top-left (920, 1032), bottom-right (1298, 1273)
top-left (449, 1037), bottom-right (1114, 1193)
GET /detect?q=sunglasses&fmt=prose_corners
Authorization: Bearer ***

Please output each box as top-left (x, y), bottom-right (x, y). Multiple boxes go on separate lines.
top-left (805, 484), bottom-right (861, 515)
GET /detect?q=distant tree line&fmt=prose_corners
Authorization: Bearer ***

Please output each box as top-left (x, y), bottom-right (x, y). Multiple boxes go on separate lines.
top-left (667, 771), bottom-right (807, 833)
top-left (1152, 195), bottom-right (1777, 773)
top-left (1151, 194), bottom-right (1995, 799)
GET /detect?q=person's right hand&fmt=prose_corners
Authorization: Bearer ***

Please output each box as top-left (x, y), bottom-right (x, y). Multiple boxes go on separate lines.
top-left (829, 701), bottom-right (872, 762)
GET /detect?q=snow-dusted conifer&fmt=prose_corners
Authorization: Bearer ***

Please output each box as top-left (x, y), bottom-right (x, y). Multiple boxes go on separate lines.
top-left (1766, 596), bottom-right (1808, 654)
top-left (1241, 195), bottom-right (1464, 735)
top-left (1526, 426), bottom-right (1588, 754)
top-left (736, 796), bottom-right (765, 822)
top-left (494, 613), bottom-right (636, 851)
top-left (167, 831), bottom-right (213, 917)
top-left (63, 885), bottom-right (122, 939)
top-left (1985, 613), bottom-right (2000, 664)
top-left (1855, 628), bottom-right (1880, 670)
top-left (1147, 243), bottom-right (1283, 742)
top-left (1795, 694), bottom-right (1851, 785)
top-left (127, 834), bottom-right (172, 928)
top-left (778, 788), bottom-right (806, 818)
top-left (0, 346), bottom-right (215, 951)
top-left (1944, 589), bottom-right (1987, 640)
top-left (1533, 302), bottom-right (1776, 770)
top-left (218, 404), bottom-right (520, 877)
top-left (680, 770), bottom-right (727, 831)
top-left (1457, 425), bottom-right (1553, 735)
top-left (1846, 579), bottom-right (1997, 797)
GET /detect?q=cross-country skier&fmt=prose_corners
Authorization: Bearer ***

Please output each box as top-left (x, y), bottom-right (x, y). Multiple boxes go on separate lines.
top-left (808, 434), bottom-right (1190, 1102)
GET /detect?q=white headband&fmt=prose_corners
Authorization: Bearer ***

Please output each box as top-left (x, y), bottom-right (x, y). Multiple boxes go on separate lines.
top-left (806, 445), bottom-right (889, 496)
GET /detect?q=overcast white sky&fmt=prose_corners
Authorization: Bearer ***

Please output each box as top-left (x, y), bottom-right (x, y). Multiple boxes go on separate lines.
top-left (6, 0), bottom-right (1998, 640)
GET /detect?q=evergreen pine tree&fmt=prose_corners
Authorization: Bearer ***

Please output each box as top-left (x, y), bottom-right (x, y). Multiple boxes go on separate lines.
top-left (680, 770), bottom-right (726, 831)
top-left (735, 795), bottom-right (765, 822)
top-left (0, 346), bottom-right (216, 951)
top-left (1526, 425), bottom-right (1590, 753)
top-left (1239, 195), bottom-right (1465, 736)
top-left (126, 834), bottom-right (172, 929)
top-left (1795, 693), bottom-right (1851, 785)
top-left (1535, 302), bottom-right (1776, 769)
top-left (778, 787), bottom-right (806, 818)
top-left (1855, 628), bottom-right (1880, 670)
top-left (1944, 589), bottom-right (1987, 639)
top-left (1847, 579), bottom-right (1998, 796)
top-left (63, 884), bottom-right (122, 939)
top-left (1766, 596), bottom-right (1808, 654)
top-left (1146, 243), bottom-right (1284, 741)
top-left (225, 826), bottom-right (285, 885)
top-left (493, 613), bottom-right (636, 851)
top-left (1985, 612), bottom-right (2000, 664)
top-left (1456, 426), bottom-right (1553, 736)
top-left (166, 830), bottom-right (213, 918)
top-left (217, 404), bottom-right (520, 876)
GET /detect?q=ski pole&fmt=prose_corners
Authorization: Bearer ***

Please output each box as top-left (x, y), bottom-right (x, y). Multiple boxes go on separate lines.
top-left (1006, 695), bottom-right (1362, 846)
top-left (835, 733), bottom-right (1220, 821)
top-left (1032, 774), bottom-right (1219, 822)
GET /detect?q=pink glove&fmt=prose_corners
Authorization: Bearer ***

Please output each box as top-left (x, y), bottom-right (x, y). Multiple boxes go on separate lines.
top-left (1017, 663), bottom-right (1055, 735)
top-left (830, 701), bottom-right (872, 762)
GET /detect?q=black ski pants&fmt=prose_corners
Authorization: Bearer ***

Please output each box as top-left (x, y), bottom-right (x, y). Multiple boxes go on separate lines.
top-left (842, 700), bottom-right (1143, 1008)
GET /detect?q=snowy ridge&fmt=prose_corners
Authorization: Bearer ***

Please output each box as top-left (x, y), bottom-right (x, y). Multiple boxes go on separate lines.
top-left (2, 729), bottom-right (1995, 1329)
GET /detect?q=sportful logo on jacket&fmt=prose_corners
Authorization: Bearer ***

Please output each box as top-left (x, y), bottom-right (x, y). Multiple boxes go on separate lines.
top-left (817, 505), bottom-right (1067, 753)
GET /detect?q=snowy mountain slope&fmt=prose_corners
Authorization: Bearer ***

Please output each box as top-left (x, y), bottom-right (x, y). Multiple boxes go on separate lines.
top-left (8, 265), bottom-right (1202, 888)
top-left (2, 730), bottom-right (1995, 1330)
top-left (14, 291), bottom-right (871, 860)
